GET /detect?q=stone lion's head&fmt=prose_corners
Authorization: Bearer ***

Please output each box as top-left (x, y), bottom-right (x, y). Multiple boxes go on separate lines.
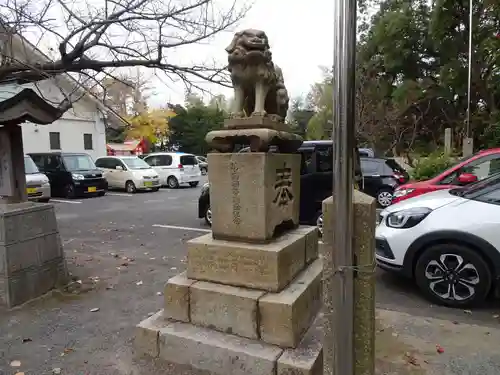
top-left (225, 29), bottom-right (272, 66)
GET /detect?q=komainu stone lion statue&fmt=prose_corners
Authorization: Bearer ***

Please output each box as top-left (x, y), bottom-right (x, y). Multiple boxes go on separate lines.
top-left (226, 29), bottom-right (289, 121)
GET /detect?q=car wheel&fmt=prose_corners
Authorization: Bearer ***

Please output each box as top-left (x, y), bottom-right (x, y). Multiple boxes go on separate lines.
top-left (126, 181), bottom-right (137, 194)
top-left (376, 188), bottom-right (393, 207)
top-left (98, 191), bottom-right (106, 197)
top-left (315, 211), bottom-right (323, 237)
top-left (205, 206), bottom-right (212, 226)
top-left (167, 176), bottom-right (179, 189)
top-left (414, 243), bottom-right (492, 308)
top-left (65, 184), bottom-right (75, 199)
top-left (152, 187), bottom-right (160, 192)
top-left (189, 181), bottom-right (199, 187)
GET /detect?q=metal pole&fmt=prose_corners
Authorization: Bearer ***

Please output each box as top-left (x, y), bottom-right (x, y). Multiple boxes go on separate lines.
top-left (331, 0), bottom-right (356, 372)
top-left (466, 0), bottom-right (473, 138)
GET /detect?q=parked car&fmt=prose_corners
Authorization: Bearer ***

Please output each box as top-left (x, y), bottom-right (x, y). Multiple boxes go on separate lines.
top-left (196, 156), bottom-right (208, 175)
top-left (143, 152), bottom-right (202, 188)
top-left (24, 155), bottom-right (51, 202)
top-left (376, 172), bottom-right (500, 307)
top-left (198, 141), bottom-right (395, 232)
top-left (95, 156), bottom-right (160, 193)
top-left (393, 148), bottom-right (500, 204)
top-left (360, 157), bottom-right (409, 207)
top-left (29, 152), bottom-right (107, 198)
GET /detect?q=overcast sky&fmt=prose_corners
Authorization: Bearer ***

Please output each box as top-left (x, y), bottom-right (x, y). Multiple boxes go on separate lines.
top-left (147, 0), bottom-right (335, 108)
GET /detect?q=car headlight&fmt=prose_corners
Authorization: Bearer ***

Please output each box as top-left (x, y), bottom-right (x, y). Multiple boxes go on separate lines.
top-left (72, 174), bottom-right (84, 180)
top-left (386, 207), bottom-right (432, 229)
top-left (392, 188), bottom-right (415, 198)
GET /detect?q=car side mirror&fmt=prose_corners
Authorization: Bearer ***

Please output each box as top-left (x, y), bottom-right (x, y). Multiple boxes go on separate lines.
top-left (457, 172), bottom-right (477, 184)
top-left (116, 165), bottom-right (123, 171)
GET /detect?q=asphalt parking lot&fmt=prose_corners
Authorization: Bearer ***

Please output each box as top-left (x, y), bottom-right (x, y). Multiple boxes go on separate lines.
top-left (1, 180), bottom-right (500, 374)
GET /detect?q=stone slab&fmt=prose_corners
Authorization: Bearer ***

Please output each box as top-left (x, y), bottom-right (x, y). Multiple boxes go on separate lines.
top-left (207, 153), bottom-right (300, 243)
top-left (135, 310), bottom-right (167, 358)
top-left (187, 229), bottom-right (306, 292)
top-left (158, 321), bottom-right (283, 375)
top-left (277, 320), bottom-right (323, 375)
top-left (259, 259), bottom-right (322, 348)
top-left (294, 226), bottom-right (319, 264)
top-left (190, 280), bottom-right (265, 339)
top-left (163, 272), bottom-right (196, 322)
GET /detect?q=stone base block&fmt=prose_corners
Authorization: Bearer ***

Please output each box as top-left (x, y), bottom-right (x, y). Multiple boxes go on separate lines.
top-left (0, 202), bottom-right (68, 307)
top-left (207, 152), bottom-right (300, 243)
top-left (294, 226), bottom-right (319, 264)
top-left (190, 281), bottom-right (265, 339)
top-left (277, 319), bottom-right (323, 375)
top-left (187, 229), bottom-right (307, 292)
top-left (259, 259), bottom-right (322, 348)
top-left (163, 272), bottom-right (196, 322)
top-left (134, 311), bottom-right (323, 375)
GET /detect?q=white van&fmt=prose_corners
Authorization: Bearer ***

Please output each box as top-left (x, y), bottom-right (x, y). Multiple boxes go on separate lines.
top-left (95, 156), bottom-right (160, 193)
top-left (143, 152), bottom-right (201, 188)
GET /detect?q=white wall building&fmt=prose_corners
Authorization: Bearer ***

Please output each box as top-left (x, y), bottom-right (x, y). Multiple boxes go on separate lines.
top-left (0, 29), bottom-right (125, 161)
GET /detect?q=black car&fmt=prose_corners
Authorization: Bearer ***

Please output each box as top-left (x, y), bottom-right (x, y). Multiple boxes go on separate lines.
top-left (29, 152), bottom-right (108, 198)
top-left (198, 141), bottom-right (408, 232)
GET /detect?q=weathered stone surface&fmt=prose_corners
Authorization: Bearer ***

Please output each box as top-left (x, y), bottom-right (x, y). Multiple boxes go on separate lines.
top-left (277, 320), bottom-right (323, 375)
top-left (321, 197), bottom-right (334, 246)
top-left (207, 153), bottom-right (300, 242)
top-left (187, 230), bottom-right (306, 292)
top-left (190, 281), bottom-right (265, 339)
top-left (158, 321), bottom-right (283, 375)
top-left (163, 271), bottom-right (196, 322)
top-left (259, 259), bottom-right (322, 347)
top-left (135, 310), bottom-right (168, 358)
top-left (294, 226), bottom-right (319, 264)
top-left (224, 116), bottom-right (290, 131)
top-left (352, 190), bottom-right (376, 375)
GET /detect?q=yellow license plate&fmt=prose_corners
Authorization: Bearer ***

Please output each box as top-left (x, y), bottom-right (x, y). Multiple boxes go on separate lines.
top-left (144, 181), bottom-right (153, 187)
top-left (88, 186), bottom-right (97, 192)
top-left (26, 187), bottom-right (37, 194)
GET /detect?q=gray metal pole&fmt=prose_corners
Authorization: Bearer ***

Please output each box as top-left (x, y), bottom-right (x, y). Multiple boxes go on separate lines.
top-left (466, 0), bottom-right (473, 138)
top-left (331, 0), bottom-right (356, 372)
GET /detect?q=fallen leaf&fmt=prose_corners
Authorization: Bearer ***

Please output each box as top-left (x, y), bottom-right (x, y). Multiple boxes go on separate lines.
top-left (156, 292), bottom-right (162, 296)
top-left (170, 267), bottom-right (177, 270)
top-left (452, 321), bottom-right (459, 325)
top-left (493, 314), bottom-right (499, 319)
top-left (90, 308), bottom-right (100, 312)
top-left (76, 280), bottom-right (82, 284)
top-left (121, 262), bottom-right (129, 267)
top-left (10, 360), bottom-right (21, 367)
top-left (463, 310), bottom-right (472, 314)
top-left (404, 352), bottom-right (419, 366)
top-left (436, 345), bottom-right (444, 354)
top-left (53, 368), bottom-right (62, 374)
top-left (63, 348), bottom-right (73, 354)
top-left (136, 281), bottom-right (143, 286)
top-left (22, 338), bottom-right (32, 343)
top-left (14, 372), bottom-right (24, 375)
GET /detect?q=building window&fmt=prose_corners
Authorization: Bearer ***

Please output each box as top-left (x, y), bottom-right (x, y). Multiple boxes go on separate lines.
top-left (84, 133), bottom-right (93, 150)
top-left (49, 132), bottom-right (61, 150)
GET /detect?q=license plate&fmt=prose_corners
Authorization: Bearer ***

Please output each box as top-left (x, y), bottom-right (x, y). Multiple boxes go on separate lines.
top-left (26, 187), bottom-right (37, 194)
top-left (144, 181), bottom-right (153, 187)
top-left (88, 186), bottom-right (97, 192)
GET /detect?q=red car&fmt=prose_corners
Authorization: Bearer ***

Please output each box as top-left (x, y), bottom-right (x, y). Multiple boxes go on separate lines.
top-left (392, 148), bottom-right (500, 204)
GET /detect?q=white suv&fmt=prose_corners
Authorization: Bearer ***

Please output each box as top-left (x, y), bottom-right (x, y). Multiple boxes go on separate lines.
top-left (143, 152), bottom-right (201, 188)
top-left (376, 173), bottom-right (500, 308)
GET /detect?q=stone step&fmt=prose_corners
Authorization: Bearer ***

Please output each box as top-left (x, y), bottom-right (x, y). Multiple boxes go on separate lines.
top-left (135, 310), bottom-right (323, 375)
top-left (187, 226), bottom-right (318, 292)
top-left (163, 258), bottom-right (322, 348)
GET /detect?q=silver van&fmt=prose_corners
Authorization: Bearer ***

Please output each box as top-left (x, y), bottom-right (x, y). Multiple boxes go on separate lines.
top-left (24, 155), bottom-right (51, 202)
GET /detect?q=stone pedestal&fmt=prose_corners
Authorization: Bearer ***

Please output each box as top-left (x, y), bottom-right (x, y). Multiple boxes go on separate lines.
top-left (0, 202), bottom-right (68, 307)
top-left (135, 152), bottom-right (323, 375)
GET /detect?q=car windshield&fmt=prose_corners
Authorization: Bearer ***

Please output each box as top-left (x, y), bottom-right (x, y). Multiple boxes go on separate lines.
top-left (450, 172), bottom-right (500, 199)
top-left (63, 155), bottom-right (96, 171)
top-left (122, 157), bottom-right (151, 170)
top-left (24, 156), bottom-right (39, 174)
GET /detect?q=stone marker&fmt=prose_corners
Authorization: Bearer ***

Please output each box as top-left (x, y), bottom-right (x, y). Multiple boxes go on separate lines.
top-left (134, 29), bottom-right (323, 375)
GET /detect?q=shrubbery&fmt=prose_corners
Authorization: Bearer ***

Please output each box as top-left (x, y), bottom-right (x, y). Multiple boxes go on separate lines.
top-left (410, 151), bottom-right (455, 181)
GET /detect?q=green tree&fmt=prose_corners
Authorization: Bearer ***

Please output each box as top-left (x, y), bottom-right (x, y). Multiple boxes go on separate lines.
top-left (168, 103), bottom-right (225, 155)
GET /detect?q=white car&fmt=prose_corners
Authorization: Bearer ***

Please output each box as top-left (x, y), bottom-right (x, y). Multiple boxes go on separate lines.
top-left (24, 155), bottom-right (51, 202)
top-left (95, 156), bottom-right (160, 193)
top-left (376, 173), bottom-right (500, 308)
top-left (143, 152), bottom-right (201, 188)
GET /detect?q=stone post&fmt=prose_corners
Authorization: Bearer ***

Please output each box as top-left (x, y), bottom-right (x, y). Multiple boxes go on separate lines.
top-left (462, 137), bottom-right (474, 157)
top-left (321, 190), bottom-right (377, 375)
top-left (0, 125), bottom-right (28, 203)
top-left (444, 128), bottom-right (452, 155)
